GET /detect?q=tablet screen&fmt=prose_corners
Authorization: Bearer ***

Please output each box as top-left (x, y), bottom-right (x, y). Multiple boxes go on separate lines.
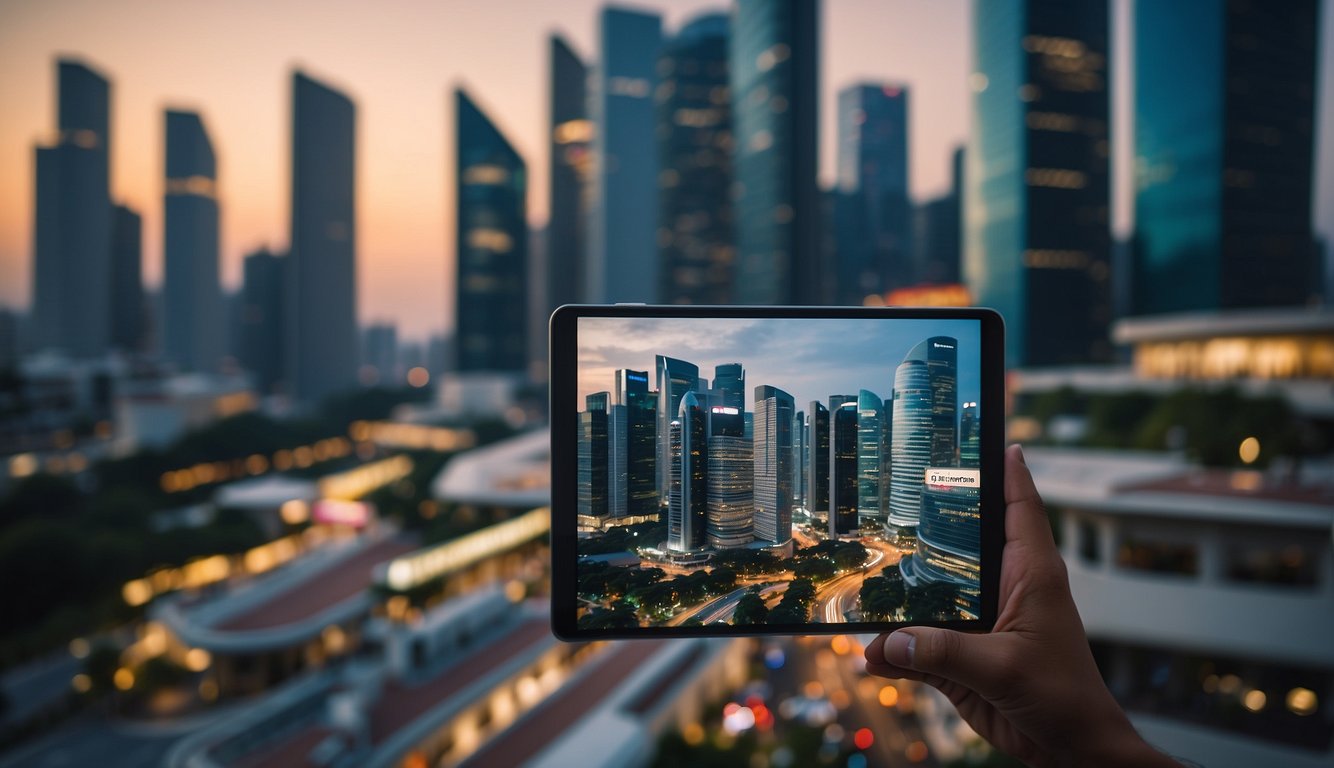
top-left (571, 314), bottom-right (985, 631)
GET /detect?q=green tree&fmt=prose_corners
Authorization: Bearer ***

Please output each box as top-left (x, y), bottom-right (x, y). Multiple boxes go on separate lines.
top-left (794, 558), bottom-right (837, 583)
top-left (733, 592), bottom-right (769, 625)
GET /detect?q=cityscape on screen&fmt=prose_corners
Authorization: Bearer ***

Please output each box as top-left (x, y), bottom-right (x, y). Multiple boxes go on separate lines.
top-left (575, 318), bottom-right (983, 629)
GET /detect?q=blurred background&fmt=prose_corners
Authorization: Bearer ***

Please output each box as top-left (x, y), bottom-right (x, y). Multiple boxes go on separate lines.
top-left (0, 0), bottom-right (1331, 766)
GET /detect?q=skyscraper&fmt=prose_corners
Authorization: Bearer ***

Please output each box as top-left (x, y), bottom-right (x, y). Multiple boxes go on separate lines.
top-left (731, 0), bottom-right (821, 304)
top-left (615, 368), bottom-right (658, 517)
top-left (792, 408), bottom-right (806, 510)
top-left (110, 204), bottom-right (143, 353)
top-left (829, 400), bottom-right (859, 537)
top-left (707, 403), bottom-right (752, 548)
top-left (579, 392), bottom-right (610, 518)
top-left (288, 71), bottom-right (357, 402)
top-left (455, 89), bottom-right (529, 373)
top-left (362, 323), bottom-right (397, 385)
top-left (836, 83), bottom-right (912, 303)
top-left (163, 110), bottom-right (222, 372)
top-left (856, 389), bottom-right (886, 524)
top-left (966, 0), bottom-right (1111, 367)
top-left (753, 385), bottom-right (794, 544)
top-left (668, 391), bottom-right (708, 551)
top-left (656, 355), bottom-right (700, 498)
top-left (240, 248), bottom-right (286, 395)
top-left (548, 36), bottom-right (591, 313)
top-left (960, 400), bottom-right (980, 467)
top-left (657, 12), bottom-right (734, 305)
top-left (908, 480), bottom-right (982, 618)
top-left (587, 7), bottom-right (662, 302)
top-left (1133, 0), bottom-right (1320, 315)
top-left (915, 146), bottom-right (964, 285)
top-left (33, 59), bottom-right (112, 358)
top-left (805, 400), bottom-right (829, 524)
top-left (711, 363), bottom-right (745, 411)
top-left (888, 336), bottom-right (958, 532)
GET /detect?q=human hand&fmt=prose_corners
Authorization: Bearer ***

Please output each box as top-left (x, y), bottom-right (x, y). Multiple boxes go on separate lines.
top-left (863, 445), bottom-right (1178, 767)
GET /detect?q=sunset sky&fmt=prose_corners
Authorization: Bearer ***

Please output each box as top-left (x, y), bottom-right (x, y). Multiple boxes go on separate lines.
top-left (1, 0), bottom-right (1330, 340)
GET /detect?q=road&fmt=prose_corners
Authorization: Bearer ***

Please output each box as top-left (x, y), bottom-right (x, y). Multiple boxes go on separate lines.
top-left (813, 538), bottom-right (902, 623)
top-left (0, 714), bottom-right (181, 768)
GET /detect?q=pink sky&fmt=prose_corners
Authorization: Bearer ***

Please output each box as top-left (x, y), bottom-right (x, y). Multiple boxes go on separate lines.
top-left (0, 0), bottom-right (1330, 339)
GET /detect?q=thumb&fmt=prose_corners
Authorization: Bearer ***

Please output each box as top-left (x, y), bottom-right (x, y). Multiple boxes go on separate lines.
top-left (882, 628), bottom-right (1007, 695)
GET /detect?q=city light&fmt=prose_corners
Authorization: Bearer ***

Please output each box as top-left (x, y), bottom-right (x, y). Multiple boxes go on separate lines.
top-left (1239, 436), bottom-right (1260, 464)
top-left (382, 507), bottom-right (550, 591)
top-left (1243, 689), bottom-right (1268, 712)
top-left (349, 420), bottom-right (476, 452)
top-left (407, 366), bottom-right (431, 387)
top-left (1287, 687), bottom-right (1318, 716)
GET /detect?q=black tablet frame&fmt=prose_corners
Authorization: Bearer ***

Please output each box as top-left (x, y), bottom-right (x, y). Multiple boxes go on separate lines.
top-left (549, 304), bottom-right (1006, 640)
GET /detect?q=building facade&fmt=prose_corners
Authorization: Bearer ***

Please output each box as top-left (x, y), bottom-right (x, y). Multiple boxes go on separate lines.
top-left (164, 110), bottom-right (222, 372)
top-left (239, 248), bottom-right (286, 395)
top-left (753, 385), bottom-right (794, 544)
top-left (547, 35), bottom-right (591, 313)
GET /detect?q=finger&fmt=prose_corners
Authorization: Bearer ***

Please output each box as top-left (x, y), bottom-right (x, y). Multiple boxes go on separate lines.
top-left (880, 627), bottom-right (1012, 699)
top-left (1005, 444), bottom-right (1056, 551)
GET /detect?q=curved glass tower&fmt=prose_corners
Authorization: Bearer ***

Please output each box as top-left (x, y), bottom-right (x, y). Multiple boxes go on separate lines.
top-left (668, 391), bottom-right (708, 552)
top-left (856, 389), bottom-right (886, 524)
top-left (888, 336), bottom-right (957, 531)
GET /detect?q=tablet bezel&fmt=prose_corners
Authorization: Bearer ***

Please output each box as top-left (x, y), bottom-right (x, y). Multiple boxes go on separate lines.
top-left (549, 304), bottom-right (1006, 640)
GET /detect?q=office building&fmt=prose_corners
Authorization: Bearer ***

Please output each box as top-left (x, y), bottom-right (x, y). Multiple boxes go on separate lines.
top-left (33, 59), bottom-right (112, 358)
top-left (362, 323), bottom-right (397, 385)
top-left (163, 110), bottom-right (222, 372)
top-left (915, 146), bottom-right (964, 285)
top-left (793, 408), bottom-right (805, 510)
top-left (730, 0), bottom-right (821, 304)
top-left (615, 368), bottom-right (658, 517)
top-left (657, 12), bottom-right (734, 305)
top-left (110, 204), bottom-right (143, 353)
top-left (706, 402), bottom-right (752, 548)
top-left (711, 363), bottom-right (745, 410)
top-left (960, 400), bottom-right (980, 467)
top-left (579, 392), bottom-right (610, 518)
top-left (888, 336), bottom-right (958, 532)
top-left (587, 7), bottom-right (662, 302)
top-left (1132, 0), bottom-right (1320, 315)
top-left (455, 88), bottom-right (528, 373)
top-left (239, 248), bottom-right (286, 394)
top-left (903, 478), bottom-right (982, 617)
top-left (288, 71), bottom-right (357, 402)
top-left (857, 389), bottom-right (887, 524)
top-left (667, 391), bottom-right (708, 551)
top-left (966, 0), bottom-right (1111, 366)
top-left (548, 36), bottom-right (591, 313)
top-left (753, 385), bottom-right (794, 544)
top-left (656, 355), bottom-right (700, 498)
top-left (836, 83), bottom-right (912, 302)
top-left (830, 400), bottom-right (859, 537)
top-left (806, 400), bottom-right (829, 523)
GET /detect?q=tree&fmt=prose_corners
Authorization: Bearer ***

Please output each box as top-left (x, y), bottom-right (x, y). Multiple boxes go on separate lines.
top-left (832, 542), bottom-right (868, 571)
top-left (793, 558), bottom-right (836, 583)
top-left (579, 599), bottom-right (640, 630)
top-left (705, 567), bottom-right (738, 595)
top-left (733, 593), bottom-right (769, 625)
top-left (859, 575), bottom-right (906, 621)
top-left (767, 602), bottom-right (808, 624)
top-left (905, 582), bottom-right (960, 622)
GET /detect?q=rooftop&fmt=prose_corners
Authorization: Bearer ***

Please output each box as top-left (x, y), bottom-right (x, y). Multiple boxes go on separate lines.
top-left (430, 427), bottom-right (550, 507)
top-left (1113, 306), bottom-right (1334, 344)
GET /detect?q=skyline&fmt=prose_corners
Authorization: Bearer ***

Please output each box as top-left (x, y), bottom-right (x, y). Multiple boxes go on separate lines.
top-left (1, 0), bottom-right (1332, 340)
top-left (576, 316), bottom-right (982, 412)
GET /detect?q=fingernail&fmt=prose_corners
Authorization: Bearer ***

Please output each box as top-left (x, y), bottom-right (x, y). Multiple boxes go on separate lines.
top-left (885, 631), bottom-right (915, 667)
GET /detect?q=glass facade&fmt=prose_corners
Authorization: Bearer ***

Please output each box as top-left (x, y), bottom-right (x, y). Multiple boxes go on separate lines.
top-left (1133, 0), bottom-right (1319, 315)
top-left (289, 70), bottom-right (357, 402)
top-left (587, 7), bottom-right (662, 302)
top-left (711, 363), bottom-right (745, 410)
top-left (33, 59), bottom-right (112, 358)
top-left (109, 204), bottom-right (143, 353)
top-left (829, 401), bottom-right (859, 536)
top-left (578, 392), bottom-right (609, 518)
top-left (655, 355), bottom-right (700, 498)
top-left (753, 385), bottom-right (794, 544)
top-left (730, 0), bottom-right (822, 304)
top-left (966, 0), bottom-right (1110, 367)
top-left (706, 434), bottom-right (753, 548)
top-left (835, 83), bottom-right (912, 302)
top-left (455, 89), bottom-right (528, 373)
top-left (547, 35), bottom-right (590, 313)
top-left (888, 336), bottom-right (957, 530)
top-left (240, 248), bottom-right (286, 395)
top-left (856, 389), bottom-right (886, 524)
top-left (615, 369), bottom-right (658, 517)
top-left (912, 482), bottom-right (982, 617)
top-left (657, 13), bottom-right (734, 305)
top-left (164, 109), bottom-right (222, 373)
top-left (667, 391), bottom-right (708, 551)
top-left (805, 400), bottom-right (829, 522)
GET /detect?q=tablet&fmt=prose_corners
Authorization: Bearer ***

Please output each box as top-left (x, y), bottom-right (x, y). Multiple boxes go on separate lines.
top-left (549, 305), bottom-right (1005, 640)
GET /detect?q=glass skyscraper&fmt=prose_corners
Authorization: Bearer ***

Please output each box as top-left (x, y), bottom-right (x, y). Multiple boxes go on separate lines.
top-left (288, 70), bottom-right (357, 402)
top-left (240, 248), bottom-right (286, 395)
top-left (657, 12), bottom-right (734, 305)
top-left (1132, 0), bottom-right (1320, 315)
top-left (907, 481), bottom-right (982, 618)
top-left (829, 400), bottom-right (859, 537)
top-left (966, 0), bottom-right (1111, 367)
top-left (587, 7), bottom-right (662, 303)
top-left (914, 146), bottom-right (964, 285)
top-left (615, 369), bottom-right (658, 517)
top-left (836, 83), bottom-right (912, 303)
top-left (656, 355), bottom-right (700, 499)
top-left (960, 400), bottom-right (980, 467)
top-left (164, 110), bottom-right (222, 372)
top-left (711, 363), bottom-right (745, 411)
top-left (547, 35), bottom-right (590, 313)
top-left (668, 391), bottom-right (708, 551)
top-left (110, 204), bottom-right (143, 353)
top-left (706, 403), bottom-right (752, 549)
top-left (455, 89), bottom-right (528, 373)
top-left (856, 389), bottom-right (886, 524)
top-left (753, 385), bottom-right (795, 544)
top-left (579, 392), bottom-right (610, 518)
top-left (888, 336), bottom-right (958, 532)
top-left (33, 59), bottom-right (112, 358)
top-left (730, 0), bottom-right (822, 304)
top-left (805, 400), bottom-right (829, 524)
